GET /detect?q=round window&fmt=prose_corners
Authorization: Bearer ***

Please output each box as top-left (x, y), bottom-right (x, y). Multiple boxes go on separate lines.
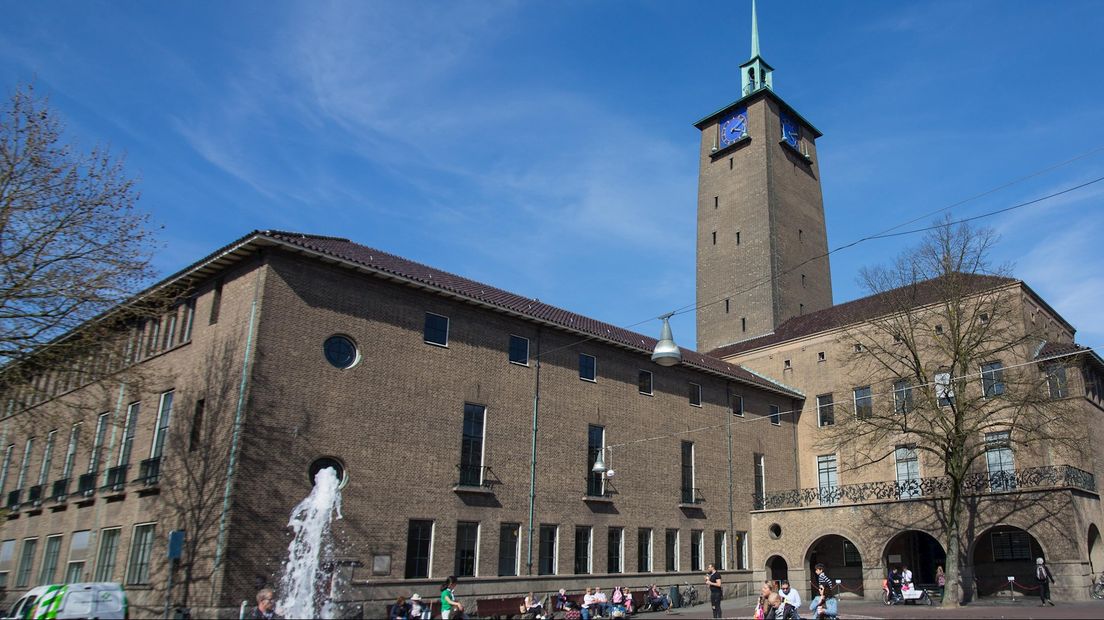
top-left (323, 335), bottom-right (359, 369)
top-left (769, 524), bottom-right (783, 539)
top-left (309, 457), bottom-right (349, 488)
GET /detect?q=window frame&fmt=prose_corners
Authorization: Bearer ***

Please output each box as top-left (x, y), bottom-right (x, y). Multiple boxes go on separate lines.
top-left (124, 523), bottom-right (156, 586)
top-left (935, 371), bottom-right (955, 406)
top-left (94, 527), bottom-right (121, 582)
top-left (573, 525), bottom-right (592, 575)
top-left (981, 361), bottom-right (1005, 398)
top-left (638, 370), bottom-right (653, 396)
top-left (578, 353), bottom-right (597, 382)
top-left (404, 519), bottom-right (435, 579)
top-left (690, 529), bottom-right (704, 572)
top-left (508, 335), bottom-right (530, 366)
top-left (423, 312), bottom-right (450, 347)
top-left (497, 523), bottom-right (521, 577)
top-left (665, 529), bottom-right (680, 572)
top-left (149, 390), bottom-right (175, 460)
top-left (586, 425), bottom-right (606, 497)
top-left (38, 535), bottom-right (62, 586)
top-left (459, 403), bottom-right (487, 487)
top-left (607, 527), bottom-right (624, 574)
top-left (731, 394), bottom-right (744, 417)
top-left (816, 393), bottom-right (834, 427)
top-left (688, 382), bottom-right (702, 407)
top-left (894, 445), bottom-right (921, 499)
top-left (453, 521), bottom-right (480, 578)
top-left (852, 386), bottom-right (873, 419)
top-left (637, 528), bottom-right (653, 573)
top-left (538, 524), bottom-right (558, 576)
top-left (817, 453), bottom-right (839, 505)
top-left (893, 379), bottom-right (914, 414)
top-left (769, 404), bottom-right (781, 426)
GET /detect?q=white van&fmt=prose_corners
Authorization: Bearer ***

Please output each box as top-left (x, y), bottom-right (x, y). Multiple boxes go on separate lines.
top-left (3, 583), bottom-right (128, 620)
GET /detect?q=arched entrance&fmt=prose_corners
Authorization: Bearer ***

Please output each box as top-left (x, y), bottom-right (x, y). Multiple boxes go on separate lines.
top-left (1089, 525), bottom-right (1103, 574)
top-left (883, 531), bottom-right (946, 586)
top-left (766, 555), bottom-right (789, 582)
top-left (969, 525), bottom-right (1045, 597)
top-left (805, 534), bottom-right (864, 596)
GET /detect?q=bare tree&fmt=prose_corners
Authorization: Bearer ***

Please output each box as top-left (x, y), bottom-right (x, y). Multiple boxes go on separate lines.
top-left (0, 83), bottom-right (158, 366)
top-left (821, 217), bottom-right (1084, 605)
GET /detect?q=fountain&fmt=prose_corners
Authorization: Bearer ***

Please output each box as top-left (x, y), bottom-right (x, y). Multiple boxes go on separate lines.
top-left (277, 466), bottom-right (344, 619)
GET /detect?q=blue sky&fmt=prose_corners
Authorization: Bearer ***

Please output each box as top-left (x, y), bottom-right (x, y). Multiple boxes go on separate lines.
top-left (2, 0), bottom-right (1103, 350)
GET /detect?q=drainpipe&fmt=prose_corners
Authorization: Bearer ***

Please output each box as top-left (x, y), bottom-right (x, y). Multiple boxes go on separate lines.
top-left (526, 329), bottom-right (543, 575)
top-left (791, 398), bottom-right (800, 491)
top-left (213, 256), bottom-right (266, 582)
top-left (726, 383), bottom-right (736, 578)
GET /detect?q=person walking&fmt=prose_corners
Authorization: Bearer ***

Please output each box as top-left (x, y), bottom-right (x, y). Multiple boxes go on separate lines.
top-left (441, 576), bottom-right (464, 619)
top-left (1036, 557), bottom-right (1056, 606)
top-left (935, 566), bottom-right (945, 600)
top-left (780, 580), bottom-right (802, 619)
top-left (706, 563), bottom-right (723, 619)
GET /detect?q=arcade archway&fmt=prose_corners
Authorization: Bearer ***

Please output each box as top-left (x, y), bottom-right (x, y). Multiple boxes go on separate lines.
top-left (805, 534), bottom-right (864, 596)
top-left (969, 525), bottom-right (1045, 597)
top-left (1089, 525), bottom-right (1103, 574)
top-left (766, 555), bottom-right (789, 582)
top-left (883, 530), bottom-right (946, 586)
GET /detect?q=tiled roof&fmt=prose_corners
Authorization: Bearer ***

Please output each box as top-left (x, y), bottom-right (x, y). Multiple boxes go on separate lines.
top-left (709, 273), bottom-right (1018, 358)
top-left (1037, 341), bottom-right (1089, 360)
top-left (258, 231), bottom-right (801, 398)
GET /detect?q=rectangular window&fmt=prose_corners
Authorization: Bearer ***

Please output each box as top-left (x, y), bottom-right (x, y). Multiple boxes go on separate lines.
top-left (150, 390), bottom-right (174, 460)
top-left (538, 525), bottom-right (558, 575)
top-left (65, 561), bottom-right (83, 584)
top-left (587, 425), bottom-right (605, 497)
top-left (681, 441), bottom-right (696, 504)
top-left (1046, 364), bottom-right (1068, 399)
top-left (162, 308), bottom-right (178, 350)
top-left (189, 399), bottom-right (205, 452)
top-left (981, 362), bottom-right (1005, 397)
top-left (145, 317), bottom-right (161, 356)
top-left (404, 520), bottom-right (434, 579)
top-left (579, 353), bottom-right (596, 382)
top-left (714, 531), bottom-right (727, 570)
top-left (459, 403), bottom-right (486, 487)
top-left (61, 424), bottom-right (81, 480)
top-left (39, 430), bottom-right (57, 486)
top-left (118, 402), bottom-right (139, 466)
top-left (69, 533), bottom-right (91, 580)
top-left (16, 438), bottom-right (34, 491)
top-left (895, 445), bottom-right (921, 499)
top-left (844, 540), bottom-right (863, 567)
top-left (16, 538), bottom-right (37, 588)
top-left (454, 522), bottom-right (479, 578)
top-left (38, 535), bottom-right (62, 585)
top-left (753, 454), bottom-right (766, 508)
top-left (688, 382), bottom-right (702, 407)
top-left (89, 413), bottom-right (109, 473)
top-left (125, 523), bottom-right (155, 585)
top-left (935, 371), bottom-right (954, 406)
top-left (94, 528), bottom-right (121, 581)
top-left (853, 386), bottom-right (873, 419)
top-left (893, 379), bottom-right (914, 414)
top-left (817, 454), bottom-right (838, 505)
top-left (423, 312), bottom-right (449, 346)
top-left (0, 539), bottom-right (14, 581)
top-left (816, 394), bottom-right (834, 427)
top-left (665, 529), bottom-right (679, 572)
top-left (731, 394), bottom-right (743, 417)
top-left (0, 444), bottom-right (14, 498)
top-left (180, 298), bottom-right (196, 343)
top-left (735, 531), bottom-right (748, 570)
top-left (991, 530), bottom-right (1031, 561)
top-left (637, 529), bottom-right (652, 572)
top-left (497, 523), bottom-right (520, 577)
top-left (985, 431), bottom-right (1016, 492)
top-left (769, 404), bottom-right (781, 426)
top-left (573, 526), bottom-right (592, 575)
top-left (607, 527), bottom-right (623, 574)
top-left (208, 280), bottom-right (223, 325)
top-left (508, 335), bottom-right (529, 365)
top-left (638, 370), bottom-right (653, 395)
top-left (690, 530), bottom-right (703, 572)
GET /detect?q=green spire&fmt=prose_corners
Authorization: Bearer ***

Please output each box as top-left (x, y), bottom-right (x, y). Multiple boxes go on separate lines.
top-left (750, 0), bottom-right (760, 59)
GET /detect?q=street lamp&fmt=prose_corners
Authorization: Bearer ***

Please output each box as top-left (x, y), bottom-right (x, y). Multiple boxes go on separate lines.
top-left (651, 313), bottom-right (682, 366)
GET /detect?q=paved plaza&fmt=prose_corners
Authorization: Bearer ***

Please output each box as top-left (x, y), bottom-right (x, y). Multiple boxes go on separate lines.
top-left (635, 596), bottom-right (1104, 619)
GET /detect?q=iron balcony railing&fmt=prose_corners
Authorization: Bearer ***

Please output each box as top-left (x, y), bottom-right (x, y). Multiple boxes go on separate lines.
top-left (137, 457), bottom-right (162, 485)
top-left (455, 464), bottom-right (494, 489)
top-left (50, 478), bottom-right (70, 502)
top-left (78, 472), bottom-right (97, 496)
top-left (104, 465), bottom-right (128, 492)
top-left (6, 489), bottom-right (21, 510)
top-left (753, 464), bottom-right (1096, 511)
top-left (585, 477), bottom-right (614, 499)
top-left (27, 484), bottom-right (42, 506)
top-left (680, 487), bottom-right (704, 505)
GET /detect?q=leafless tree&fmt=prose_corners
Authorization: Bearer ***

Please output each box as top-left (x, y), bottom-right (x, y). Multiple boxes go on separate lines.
top-left (820, 217), bottom-right (1084, 605)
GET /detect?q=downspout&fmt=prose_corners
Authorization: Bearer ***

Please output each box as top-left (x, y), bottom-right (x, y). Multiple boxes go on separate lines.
top-left (526, 329), bottom-right (543, 575)
top-left (213, 255), bottom-right (266, 581)
top-left (791, 398), bottom-right (799, 490)
top-left (726, 383), bottom-right (736, 577)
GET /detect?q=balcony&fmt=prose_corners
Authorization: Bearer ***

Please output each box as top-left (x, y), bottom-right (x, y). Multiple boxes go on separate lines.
top-left (77, 472), bottom-right (97, 497)
top-left (27, 484), bottom-right (43, 507)
top-left (753, 464), bottom-right (1097, 511)
top-left (452, 464), bottom-right (496, 493)
top-left (6, 489), bottom-right (21, 511)
top-left (584, 477), bottom-right (615, 502)
top-left (50, 478), bottom-right (70, 502)
top-left (137, 457), bottom-right (162, 486)
top-left (103, 465), bottom-right (128, 493)
top-left (679, 487), bottom-right (704, 508)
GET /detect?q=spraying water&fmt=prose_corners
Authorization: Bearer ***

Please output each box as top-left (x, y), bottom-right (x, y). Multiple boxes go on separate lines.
top-left (277, 466), bottom-right (344, 619)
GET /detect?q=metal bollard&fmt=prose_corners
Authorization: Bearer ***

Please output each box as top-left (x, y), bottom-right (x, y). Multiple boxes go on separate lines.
top-left (239, 600), bottom-right (249, 619)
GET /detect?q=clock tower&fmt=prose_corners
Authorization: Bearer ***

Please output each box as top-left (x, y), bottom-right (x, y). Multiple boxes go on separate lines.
top-left (694, 0), bottom-right (833, 353)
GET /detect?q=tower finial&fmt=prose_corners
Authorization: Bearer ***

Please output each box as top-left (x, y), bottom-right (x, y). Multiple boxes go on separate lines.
top-left (751, 0), bottom-right (760, 58)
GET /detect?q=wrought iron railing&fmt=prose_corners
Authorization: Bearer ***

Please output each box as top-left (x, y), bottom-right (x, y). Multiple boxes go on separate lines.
top-left (681, 487), bottom-right (704, 505)
top-left (78, 472), bottom-right (97, 496)
top-left (753, 464), bottom-right (1096, 510)
top-left (137, 457), bottom-right (162, 485)
top-left (585, 477), bottom-right (614, 499)
top-left (455, 464), bottom-right (493, 489)
top-left (6, 489), bottom-right (21, 510)
top-left (51, 478), bottom-right (70, 502)
top-left (103, 465), bottom-right (128, 492)
top-left (27, 484), bottom-right (42, 506)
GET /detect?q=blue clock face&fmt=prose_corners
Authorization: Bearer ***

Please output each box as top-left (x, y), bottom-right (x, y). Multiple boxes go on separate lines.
top-left (780, 114), bottom-right (800, 148)
top-left (718, 108), bottom-right (748, 148)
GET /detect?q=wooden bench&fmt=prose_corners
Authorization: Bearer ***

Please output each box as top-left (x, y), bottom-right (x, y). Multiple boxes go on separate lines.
top-left (475, 595), bottom-right (527, 619)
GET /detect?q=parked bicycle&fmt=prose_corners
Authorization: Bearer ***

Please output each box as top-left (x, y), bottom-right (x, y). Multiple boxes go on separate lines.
top-left (1092, 570), bottom-right (1104, 600)
top-left (680, 582), bottom-right (699, 607)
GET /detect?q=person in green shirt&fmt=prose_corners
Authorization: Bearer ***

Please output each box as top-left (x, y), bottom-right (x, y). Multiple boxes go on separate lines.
top-left (441, 576), bottom-right (463, 619)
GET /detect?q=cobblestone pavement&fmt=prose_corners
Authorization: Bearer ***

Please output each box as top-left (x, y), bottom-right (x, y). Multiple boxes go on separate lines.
top-left (632, 596), bottom-right (1104, 619)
